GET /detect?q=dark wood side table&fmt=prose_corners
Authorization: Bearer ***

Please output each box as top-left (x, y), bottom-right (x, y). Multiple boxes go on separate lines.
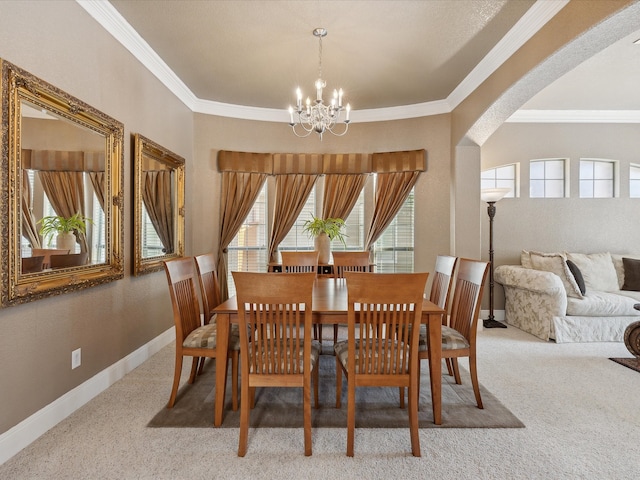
top-left (624, 304), bottom-right (640, 365)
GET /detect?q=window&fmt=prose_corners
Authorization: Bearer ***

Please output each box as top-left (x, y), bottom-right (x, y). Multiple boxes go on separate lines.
top-left (226, 183), bottom-right (268, 297)
top-left (580, 159), bottom-right (615, 198)
top-left (90, 191), bottom-right (106, 264)
top-left (631, 164), bottom-right (640, 198)
top-left (140, 206), bottom-right (162, 258)
top-left (373, 187), bottom-right (414, 273)
top-left (530, 159), bottom-right (566, 198)
top-left (279, 186), bottom-right (316, 252)
top-left (481, 164), bottom-right (517, 197)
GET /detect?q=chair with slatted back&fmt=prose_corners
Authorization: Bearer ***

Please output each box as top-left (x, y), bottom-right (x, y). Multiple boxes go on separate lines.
top-left (281, 251), bottom-right (319, 274)
top-left (281, 251), bottom-right (321, 341)
top-left (331, 251), bottom-right (371, 343)
top-left (419, 258), bottom-right (489, 409)
top-left (335, 271), bottom-right (429, 457)
top-left (400, 255), bottom-right (457, 407)
top-left (195, 253), bottom-right (239, 409)
top-left (232, 271), bottom-right (320, 457)
top-left (163, 257), bottom-right (240, 414)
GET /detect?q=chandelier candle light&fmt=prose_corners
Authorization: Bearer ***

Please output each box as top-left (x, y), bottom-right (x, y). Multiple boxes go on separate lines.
top-left (289, 28), bottom-right (350, 139)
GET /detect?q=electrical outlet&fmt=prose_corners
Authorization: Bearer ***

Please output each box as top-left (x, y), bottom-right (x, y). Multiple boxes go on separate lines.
top-left (71, 348), bottom-right (81, 369)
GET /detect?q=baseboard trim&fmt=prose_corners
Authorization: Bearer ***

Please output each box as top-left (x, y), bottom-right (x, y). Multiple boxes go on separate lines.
top-left (0, 327), bottom-right (175, 466)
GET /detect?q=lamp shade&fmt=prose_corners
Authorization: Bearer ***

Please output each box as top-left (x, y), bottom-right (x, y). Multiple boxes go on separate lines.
top-left (481, 187), bottom-right (511, 203)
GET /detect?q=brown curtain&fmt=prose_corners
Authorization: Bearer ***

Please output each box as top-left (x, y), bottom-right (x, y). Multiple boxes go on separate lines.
top-left (89, 171), bottom-right (106, 210)
top-left (38, 171), bottom-right (89, 252)
top-left (217, 171), bottom-right (268, 300)
top-left (364, 171), bottom-right (421, 251)
top-left (21, 170), bottom-right (42, 249)
top-left (321, 173), bottom-right (368, 220)
top-left (267, 174), bottom-right (318, 263)
top-left (142, 171), bottom-right (174, 253)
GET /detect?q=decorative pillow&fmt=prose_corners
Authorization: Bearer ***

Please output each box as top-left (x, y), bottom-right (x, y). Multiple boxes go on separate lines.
top-left (566, 260), bottom-right (586, 295)
top-left (622, 257), bottom-right (640, 291)
top-left (529, 251), bottom-right (583, 298)
top-left (521, 250), bottom-right (532, 269)
top-left (565, 252), bottom-right (619, 292)
top-left (611, 254), bottom-right (640, 289)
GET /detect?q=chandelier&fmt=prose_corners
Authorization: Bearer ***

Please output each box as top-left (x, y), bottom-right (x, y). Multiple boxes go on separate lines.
top-left (289, 28), bottom-right (351, 140)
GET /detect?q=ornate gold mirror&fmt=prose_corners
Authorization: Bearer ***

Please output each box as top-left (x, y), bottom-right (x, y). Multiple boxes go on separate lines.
top-left (132, 134), bottom-right (184, 276)
top-left (1, 59), bottom-right (124, 306)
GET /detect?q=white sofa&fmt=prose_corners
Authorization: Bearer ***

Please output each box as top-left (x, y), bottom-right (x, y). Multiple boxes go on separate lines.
top-left (495, 251), bottom-right (640, 342)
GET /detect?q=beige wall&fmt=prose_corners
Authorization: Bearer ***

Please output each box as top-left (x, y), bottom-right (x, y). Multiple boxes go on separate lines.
top-left (481, 122), bottom-right (640, 309)
top-left (0, 1), bottom-right (193, 433)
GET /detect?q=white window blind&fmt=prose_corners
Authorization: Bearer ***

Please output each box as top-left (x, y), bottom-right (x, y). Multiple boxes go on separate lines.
top-left (373, 186), bottom-right (414, 273)
top-left (226, 183), bottom-right (268, 297)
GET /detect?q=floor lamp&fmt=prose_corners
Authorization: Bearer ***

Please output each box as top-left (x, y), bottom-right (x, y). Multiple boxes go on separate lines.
top-left (481, 187), bottom-right (511, 329)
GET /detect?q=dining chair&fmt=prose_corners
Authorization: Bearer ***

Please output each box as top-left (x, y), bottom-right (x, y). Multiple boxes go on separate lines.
top-left (335, 271), bottom-right (429, 457)
top-left (163, 257), bottom-right (240, 414)
top-left (232, 271), bottom-right (320, 457)
top-left (281, 251), bottom-right (319, 273)
top-left (400, 255), bottom-right (457, 407)
top-left (194, 253), bottom-right (239, 407)
top-left (280, 251), bottom-right (322, 341)
top-left (419, 258), bottom-right (489, 409)
top-left (31, 248), bottom-right (70, 269)
top-left (330, 251), bottom-right (371, 343)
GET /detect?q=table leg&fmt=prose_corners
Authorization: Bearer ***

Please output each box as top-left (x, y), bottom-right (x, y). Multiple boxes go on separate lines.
top-left (427, 313), bottom-right (442, 425)
top-left (214, 312), bottom-right (230, 427)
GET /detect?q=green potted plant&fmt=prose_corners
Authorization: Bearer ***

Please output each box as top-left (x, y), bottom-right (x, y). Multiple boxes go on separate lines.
top-left (38, 212), bottom-right (93, 251)
top-left (302, 216), bottom-right (347, 263)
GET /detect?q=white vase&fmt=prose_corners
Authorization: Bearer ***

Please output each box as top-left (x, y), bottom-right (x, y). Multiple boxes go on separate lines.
top-left (56, 232), bottom-right (76, 252)
top-left (314, 232), bottom-right (331, 264)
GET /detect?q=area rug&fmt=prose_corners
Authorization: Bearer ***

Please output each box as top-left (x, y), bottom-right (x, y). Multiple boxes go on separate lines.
top-left (148, 354), bottom-right (524, 429)
top-left (610, 357), bottom-right (640, 373)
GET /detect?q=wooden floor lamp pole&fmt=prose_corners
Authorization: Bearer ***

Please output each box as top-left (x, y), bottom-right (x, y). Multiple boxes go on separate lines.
top-left (483, 199), bottom-right (507, 329)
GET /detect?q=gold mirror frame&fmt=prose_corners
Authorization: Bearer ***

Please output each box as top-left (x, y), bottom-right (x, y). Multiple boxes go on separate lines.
top-left (1, 60), bottom-right (124, 306)
top-left (133, 134), bottom-right (185, 276)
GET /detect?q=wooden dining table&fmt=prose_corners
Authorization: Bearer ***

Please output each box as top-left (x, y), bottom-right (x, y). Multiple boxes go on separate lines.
top-left (212, 277), bottom-right (445, 426)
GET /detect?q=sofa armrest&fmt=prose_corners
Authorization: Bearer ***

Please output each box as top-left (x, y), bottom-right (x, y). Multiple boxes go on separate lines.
top-left (494, 265), bottom-right (567, 341)
top-left (494, 265), bottom-right (566, 295)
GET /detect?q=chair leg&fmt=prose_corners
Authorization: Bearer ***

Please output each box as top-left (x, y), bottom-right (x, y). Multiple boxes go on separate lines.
top-left (399, 387), bottom-right (405, 409)
top-left (445, 358), bottom-right (454, 377)
top-left (333, 324), bottom-right (339, 344)
top-left (346, 376), bottom-right (356, 457)
top-left (303, 376), bottom-right (312, 456)
top-left (238, 377), bottom-right (250, 457)
top-left (313, 363), bottom-right (319, 408)
top-left (469, 353), bottom-right (484, 409)
top-left (451, 358), bottom-right (462, 385)
top-left (167, 354), bottom-right (183, 408)
top-left (408, 382), bottom-right (421, 457)
top-left (197, 357), bottom-right (205, 375)
top-left (335, 356), bottom-right (342, 408)
top-left (231, 351), bottom-right (239, 411)
top-left (188, 357), bottom-right (199, 384)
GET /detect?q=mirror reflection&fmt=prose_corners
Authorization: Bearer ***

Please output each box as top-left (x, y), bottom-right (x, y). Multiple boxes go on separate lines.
top-left (133, 134), bottom-right (184, 276)
top-left (20, 101), bottom-right (106, 272)
top-left (1, 59), bottom-right (124, 306)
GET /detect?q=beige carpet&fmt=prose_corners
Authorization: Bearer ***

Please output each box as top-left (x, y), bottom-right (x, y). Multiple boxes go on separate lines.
top-left (148, 353), bottom-right (524, 429)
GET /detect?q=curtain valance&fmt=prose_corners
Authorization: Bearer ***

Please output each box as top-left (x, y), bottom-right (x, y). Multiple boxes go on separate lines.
top-left (22, 150), bottom-right (105, 172)
top-left (218, 149), bottom-right (426, 175)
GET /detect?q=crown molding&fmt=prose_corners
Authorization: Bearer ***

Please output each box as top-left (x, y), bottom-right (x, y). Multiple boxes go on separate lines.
top-left (507, 110), bottom-right (640, 123)
top-left (447, 0), bottom-right (569, 110)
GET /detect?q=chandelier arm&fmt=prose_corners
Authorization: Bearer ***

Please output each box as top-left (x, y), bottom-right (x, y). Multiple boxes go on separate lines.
top-left (290, 123), bottom-right (315, 138)
top-left (325, 122), bottom-right (349, 137)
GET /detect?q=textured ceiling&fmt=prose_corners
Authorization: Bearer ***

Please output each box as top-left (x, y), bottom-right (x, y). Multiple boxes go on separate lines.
top-left (107, 0), bottom-right (640, 115)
